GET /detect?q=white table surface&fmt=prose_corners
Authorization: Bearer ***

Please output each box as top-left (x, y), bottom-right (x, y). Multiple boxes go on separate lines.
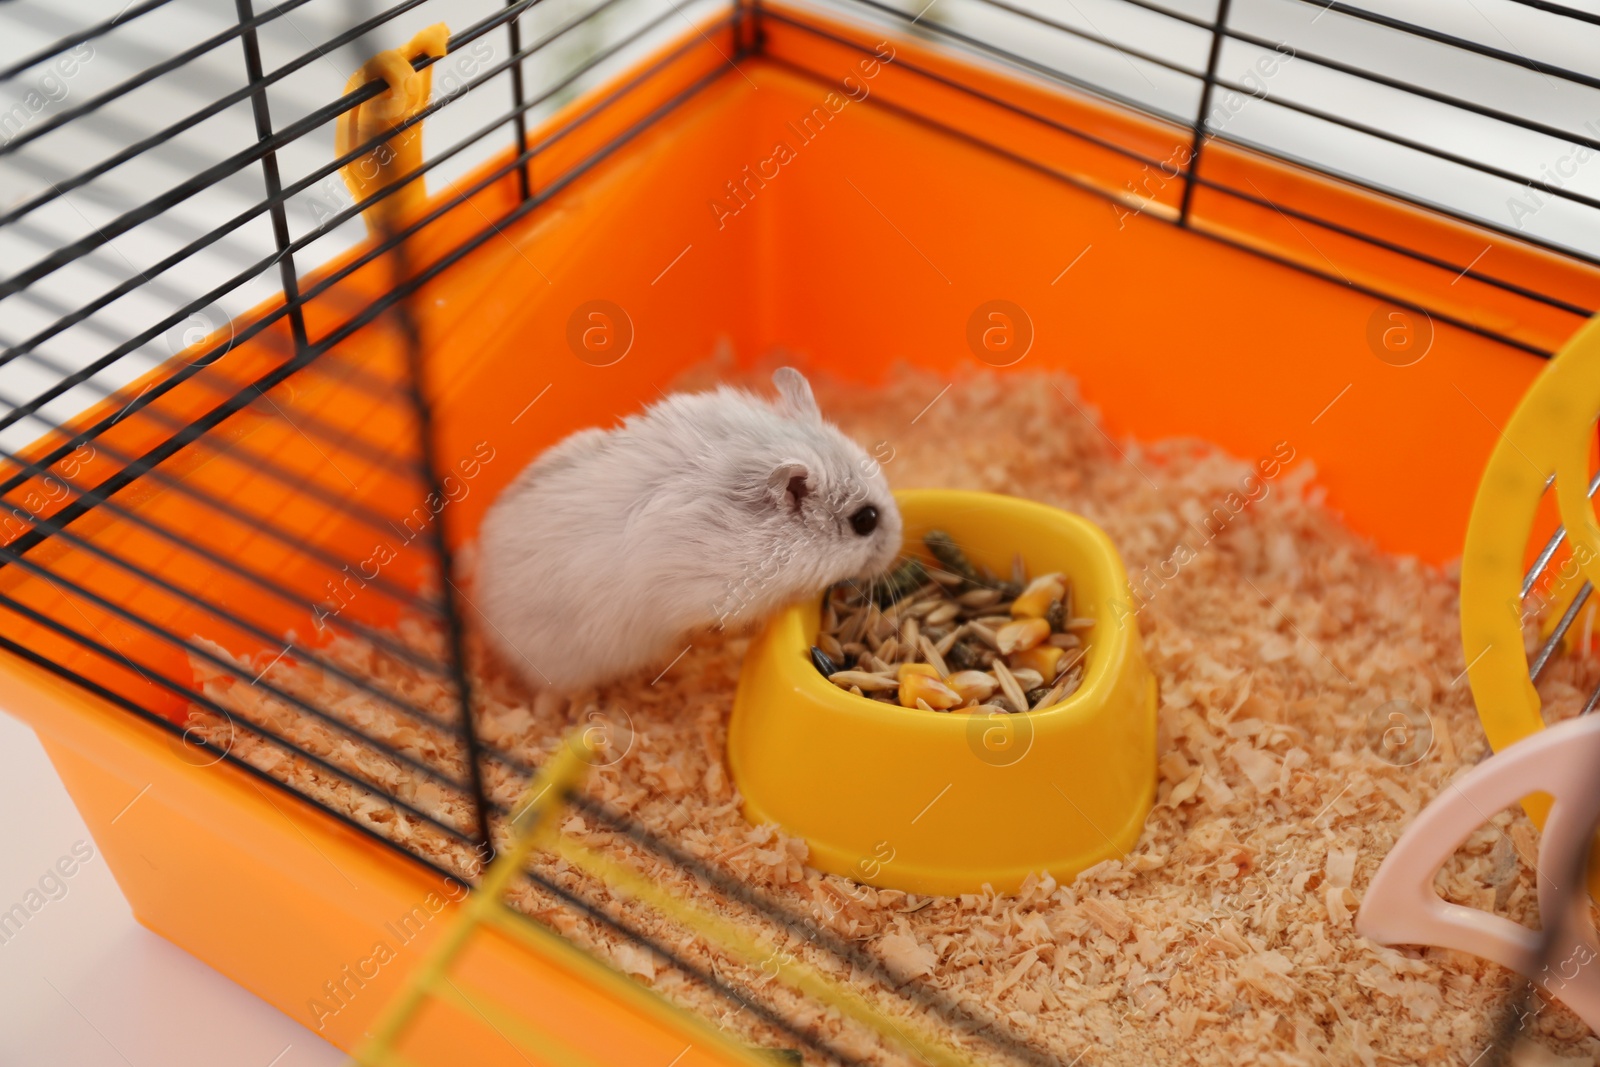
top-left (0, 712), bottom-right (344, 1067)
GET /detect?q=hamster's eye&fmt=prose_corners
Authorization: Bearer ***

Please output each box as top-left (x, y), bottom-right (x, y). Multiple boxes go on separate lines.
top-left (850, 505), bottom-right (878, 536)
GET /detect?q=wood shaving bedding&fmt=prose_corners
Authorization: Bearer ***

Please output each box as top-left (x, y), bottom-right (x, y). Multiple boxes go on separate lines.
top-left (186, 361), bottom-right (1599, 1066)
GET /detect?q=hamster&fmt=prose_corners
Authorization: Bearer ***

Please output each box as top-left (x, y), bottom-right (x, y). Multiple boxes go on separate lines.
top-left (475, 367), bottom-right (902, 691)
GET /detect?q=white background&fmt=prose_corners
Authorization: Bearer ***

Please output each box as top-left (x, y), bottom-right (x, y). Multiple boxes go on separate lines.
top-left (0, 713), bottom-right (343, 1065)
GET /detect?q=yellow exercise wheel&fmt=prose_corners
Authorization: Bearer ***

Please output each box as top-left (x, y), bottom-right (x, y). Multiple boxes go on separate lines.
top-left (1462, 312), bottom-right (1600, 895)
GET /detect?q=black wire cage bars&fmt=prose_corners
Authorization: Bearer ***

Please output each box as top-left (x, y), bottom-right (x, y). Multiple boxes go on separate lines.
top-left (3, 0), bottom-right (1600, 1063)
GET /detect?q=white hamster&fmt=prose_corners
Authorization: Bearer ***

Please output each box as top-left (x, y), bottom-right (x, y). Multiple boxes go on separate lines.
top-left (475, 367), bottom-right (902, 690)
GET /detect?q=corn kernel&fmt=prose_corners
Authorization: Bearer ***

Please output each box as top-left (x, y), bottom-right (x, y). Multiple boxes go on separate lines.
top-left (898, 669), bottom-right (962, 709)
top-left (996, 617), bottom-right (1050, 654)
top-left (1011, 645), bottom-right (1065, 679)
top-left (946, 670), bottom-right (997, 704)
top-left (898, 662), bottom-right (940, 683)
top-left (1010, 573), bottom-right (1065, 618)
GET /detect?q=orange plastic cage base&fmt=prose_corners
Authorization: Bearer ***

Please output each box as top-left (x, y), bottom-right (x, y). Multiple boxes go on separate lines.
top-left (0, 2), bottom-right (1587, 1060)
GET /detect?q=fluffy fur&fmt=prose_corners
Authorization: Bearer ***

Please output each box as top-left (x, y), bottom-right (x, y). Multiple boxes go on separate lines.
top-left (475, 367), bottom-right (902, 690)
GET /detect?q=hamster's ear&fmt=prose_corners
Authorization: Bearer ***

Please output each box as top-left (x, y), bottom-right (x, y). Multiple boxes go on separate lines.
top-left (766, 460), bottom-right (812, 512)
top-left (772, 367), bottom-right (821, 425)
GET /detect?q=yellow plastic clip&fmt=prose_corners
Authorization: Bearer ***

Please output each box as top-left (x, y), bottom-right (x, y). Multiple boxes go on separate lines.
top-left (335, 24), bottom-right (449, 236)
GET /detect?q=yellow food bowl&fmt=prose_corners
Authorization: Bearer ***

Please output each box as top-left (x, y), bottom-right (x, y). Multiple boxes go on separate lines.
top-left (727, 489), bottom-right (1158, 896)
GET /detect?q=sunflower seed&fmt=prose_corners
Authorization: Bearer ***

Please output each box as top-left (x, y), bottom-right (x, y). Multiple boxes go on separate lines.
top-left (810, 646), bottom-right (839, 676)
